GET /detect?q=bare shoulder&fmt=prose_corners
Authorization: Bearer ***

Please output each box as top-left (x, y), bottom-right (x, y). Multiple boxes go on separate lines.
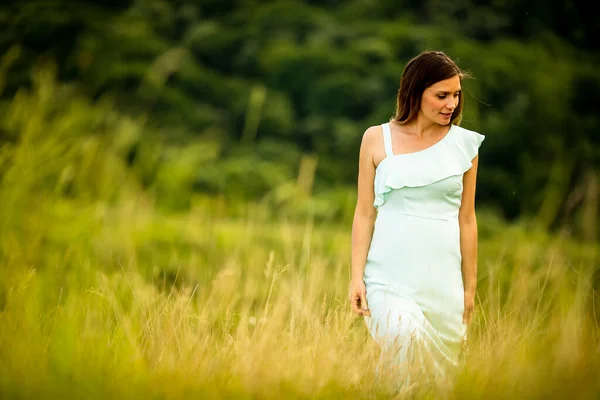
top-left (360, 125), bottom-right (383, 149)
top-left (363, 125), bottom-right (382, 140)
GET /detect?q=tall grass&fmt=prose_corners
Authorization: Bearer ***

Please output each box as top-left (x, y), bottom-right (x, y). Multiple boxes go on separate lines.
top-left (0, 66), bottom-right (599, 399)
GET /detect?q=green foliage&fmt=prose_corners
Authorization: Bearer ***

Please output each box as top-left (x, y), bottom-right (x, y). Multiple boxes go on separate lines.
top-left (0, 64), bottom-right (130, 214)
top-left (1, 0), bottom-right (599, 239)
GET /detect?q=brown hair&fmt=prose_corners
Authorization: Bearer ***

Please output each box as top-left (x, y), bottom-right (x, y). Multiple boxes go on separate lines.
top-left (391, 51), bottom-right (468, 126)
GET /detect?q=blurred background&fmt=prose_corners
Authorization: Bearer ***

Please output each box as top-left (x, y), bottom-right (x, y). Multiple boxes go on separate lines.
top-left (1, 0), bottom-right (598, 233)
top-left (0, 1), bottom-right (599, 398)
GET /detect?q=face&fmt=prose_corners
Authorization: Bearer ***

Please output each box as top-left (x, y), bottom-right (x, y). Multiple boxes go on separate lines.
top-left (419, 75), bottom-right (461, 126)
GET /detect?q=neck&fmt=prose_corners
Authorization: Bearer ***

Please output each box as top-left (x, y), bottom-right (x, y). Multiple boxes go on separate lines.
top-left (403, 117), bottom-right (448, 139)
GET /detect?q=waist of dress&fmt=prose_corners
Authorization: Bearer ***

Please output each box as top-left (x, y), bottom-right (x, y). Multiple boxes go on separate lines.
top-left (376, 208), bottom-right (459, 221)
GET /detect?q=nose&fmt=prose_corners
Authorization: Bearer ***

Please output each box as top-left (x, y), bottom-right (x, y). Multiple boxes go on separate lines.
top-left (445, 98), bottom-right (456, 111)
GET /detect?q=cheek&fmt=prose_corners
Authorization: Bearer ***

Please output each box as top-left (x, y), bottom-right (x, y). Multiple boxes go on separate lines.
top-left (422, 98), bottom-right (442, 111)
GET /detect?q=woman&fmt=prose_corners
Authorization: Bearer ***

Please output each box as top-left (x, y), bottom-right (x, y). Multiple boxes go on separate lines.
top-left (349, 51), bottom-right (484, 388)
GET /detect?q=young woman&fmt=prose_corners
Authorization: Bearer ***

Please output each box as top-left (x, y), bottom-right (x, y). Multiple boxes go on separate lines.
top-left (349, 51), bottom-right (484, 387)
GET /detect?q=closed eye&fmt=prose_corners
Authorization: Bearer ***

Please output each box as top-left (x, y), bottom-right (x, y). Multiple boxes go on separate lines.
top-left (437, 92), bottom-right (461, 99)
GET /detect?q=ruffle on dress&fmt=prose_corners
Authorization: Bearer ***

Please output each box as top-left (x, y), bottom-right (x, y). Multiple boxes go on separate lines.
top-left (373, 125), bottom-right (485, 209)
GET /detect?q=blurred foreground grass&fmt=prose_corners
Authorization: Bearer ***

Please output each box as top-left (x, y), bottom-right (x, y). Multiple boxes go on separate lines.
top-left (1, 195), bottom-right (599, 399)
top-left (0, 64), bottom-right (599, 399)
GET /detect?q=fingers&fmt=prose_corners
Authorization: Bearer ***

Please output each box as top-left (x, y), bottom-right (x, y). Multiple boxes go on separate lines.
top-left (350, 295), bottom-right (361, 314)
top-left (349, 290), bottom-right (370, 317)
top-left (462, 305), bottom-right (473, 324)
top-left (360, 293), bottom-right (370, 317)
top-left (351, 296), bottom-right (369, 316)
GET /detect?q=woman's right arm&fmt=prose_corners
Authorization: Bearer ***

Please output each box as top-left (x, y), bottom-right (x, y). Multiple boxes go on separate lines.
top-left (349, 127), bottom-right (378, 316)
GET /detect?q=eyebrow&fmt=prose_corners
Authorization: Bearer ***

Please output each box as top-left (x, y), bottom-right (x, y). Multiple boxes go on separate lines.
top-left (435, 89), bottom-right (462, 94)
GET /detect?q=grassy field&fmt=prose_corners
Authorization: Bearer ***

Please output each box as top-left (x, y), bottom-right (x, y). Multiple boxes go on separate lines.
top-left (0, 69), bottom-right (599, 399)
top-left (0, 192), bottom-right (598, 399)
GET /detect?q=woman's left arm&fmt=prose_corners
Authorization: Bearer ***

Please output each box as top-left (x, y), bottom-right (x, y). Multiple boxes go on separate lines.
top-left (459, 154), bottom-right (480, 324)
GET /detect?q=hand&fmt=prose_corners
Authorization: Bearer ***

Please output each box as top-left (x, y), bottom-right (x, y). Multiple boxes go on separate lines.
top-left (349, 279), bottom-right (370, 317)
top-left (463, 291), bottom-right (475, 324)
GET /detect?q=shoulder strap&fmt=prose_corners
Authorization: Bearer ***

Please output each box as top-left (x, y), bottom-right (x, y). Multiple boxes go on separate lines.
top-left (381, 123), bottom-right (394, 157)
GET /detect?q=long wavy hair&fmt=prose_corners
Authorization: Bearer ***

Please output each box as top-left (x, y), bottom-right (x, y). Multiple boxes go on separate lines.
top-left (391, 51), bottom-right (468, 126)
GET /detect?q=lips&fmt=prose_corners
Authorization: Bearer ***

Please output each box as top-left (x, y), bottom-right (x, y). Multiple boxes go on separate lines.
top-left (441, 113), bottom-right (452, 118)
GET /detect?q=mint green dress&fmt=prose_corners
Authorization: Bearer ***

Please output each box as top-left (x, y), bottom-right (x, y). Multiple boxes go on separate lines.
top-left (363, 122), bottom-right (485, 385)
